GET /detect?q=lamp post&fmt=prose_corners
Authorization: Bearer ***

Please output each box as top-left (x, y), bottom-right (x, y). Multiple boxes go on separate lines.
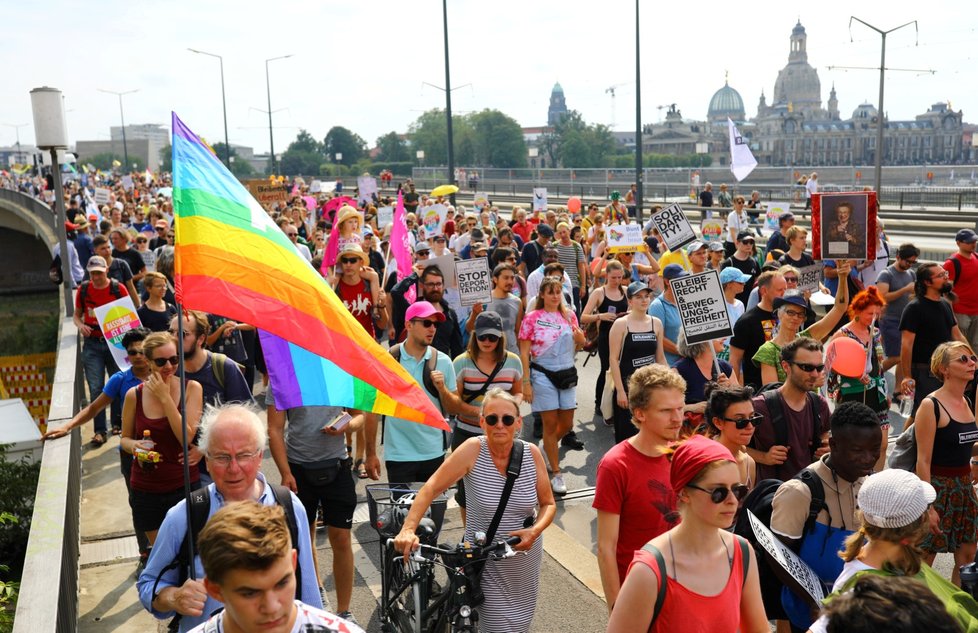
top-left (188, 48), bottom-right (230, 168)
top-left (441, 0), bottom-right (455, 205)
top-left (265, 54), bottom-right (293, 175)
top-left (634, 0), bottom-right (644, 222)
top-left (30, 87), bottom-right (73, 317)
top-left (2, 123), bottom-right (27, 163)
top-left (97, 88), bottom-right (138, 169)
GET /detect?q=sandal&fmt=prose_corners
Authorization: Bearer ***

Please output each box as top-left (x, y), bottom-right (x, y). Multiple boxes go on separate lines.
top-left (111, 426), bottom-right (122, 436)
top-left (354, 458), bottom-right (368, 479)
top-left (91, 432), bottom-right (107, 447)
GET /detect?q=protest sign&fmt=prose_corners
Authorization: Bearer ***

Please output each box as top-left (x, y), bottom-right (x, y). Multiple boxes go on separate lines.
top-left (455, 258), bottom-right (492, 307)
top-left (606, 223), bottom-right (644, 253)
top-left (812, 191), bottom-right (876, 261)
top-left (357, 176), bottom-right (378, 204)
top-left (245, 180), bottom-right (290, 206)
top-left (428, 253), bottom-right (462, 311)
top-left (747, 511), bottom-right (826, 611)
top-left (376, 206), bottom-right (393, 229)
top-left (765, 201), bottom-right (791, 232)
top-left (671, 270), bottom-right (732, 344)
top-left (309, 180), bottom-right (322, 193)
top-left (94, 187), bottom-right (111, 205)
top-left (121, 175), bottom-right (134, 191)
top-left (649, 203), bottom-right (697, 251)
top-left (532, 188), bottom-right (547, 212)
top-left (797, 264), bottom-right (822, 294)
top-left (700, 218), bottom-right (725, 243)
top-left (93, 296), bottom-right (142, 370)
top-left (473, 193), bottom-right (488, 211)
top-left (420, 203), bottom-right (448, 237)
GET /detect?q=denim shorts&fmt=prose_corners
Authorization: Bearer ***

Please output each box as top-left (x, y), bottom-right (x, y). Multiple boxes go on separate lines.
top-left (880, 316), bottom-right (902, 358)
top-left (530, 368), bottom-right (577, 412)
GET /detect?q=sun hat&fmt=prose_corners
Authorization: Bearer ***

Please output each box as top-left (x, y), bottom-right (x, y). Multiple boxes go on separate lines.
top-left (858, 469), bottom-right (936, 529)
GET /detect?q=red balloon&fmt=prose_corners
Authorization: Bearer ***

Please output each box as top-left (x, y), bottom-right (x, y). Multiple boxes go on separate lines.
top-left (826, 337), bottom-right (866, 378)
top-left (567, 196), bottom-right (582, 214)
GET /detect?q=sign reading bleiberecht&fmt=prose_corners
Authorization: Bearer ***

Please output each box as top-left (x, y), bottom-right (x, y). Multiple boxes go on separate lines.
top-left (245, 180), bottom-right (290, 206)
top-left (650, 203), bottom-right (697, 251)
top-left (454, 258), bottom-right (492, 307)
top-left (671, 270), bottom-right (732, 344)
top-left (93, 296), bottom-right (143, 370)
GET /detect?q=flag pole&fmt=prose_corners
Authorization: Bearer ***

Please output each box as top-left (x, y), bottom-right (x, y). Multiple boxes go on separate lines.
top-left (176, 302), bottom-right (197, 580)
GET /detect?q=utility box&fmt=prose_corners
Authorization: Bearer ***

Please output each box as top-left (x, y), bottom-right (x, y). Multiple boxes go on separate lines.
top-left (0, 399), bottom-right (44, 464)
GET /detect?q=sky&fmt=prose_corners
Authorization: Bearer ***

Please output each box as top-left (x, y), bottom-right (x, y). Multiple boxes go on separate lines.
top-left (1, 0), bottom-right (975, 156)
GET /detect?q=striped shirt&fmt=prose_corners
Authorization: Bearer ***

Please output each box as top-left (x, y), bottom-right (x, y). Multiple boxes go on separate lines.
top-left (555, 241), bottom-right (586, 287)
top-left (452, 352), bottom-right (523, 430)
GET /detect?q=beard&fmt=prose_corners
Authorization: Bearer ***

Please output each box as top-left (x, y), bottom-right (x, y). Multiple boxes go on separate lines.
top-left (940, 281), bottom-right (954, 295)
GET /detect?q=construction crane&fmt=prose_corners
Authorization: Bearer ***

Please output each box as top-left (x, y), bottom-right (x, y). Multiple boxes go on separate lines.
top-left (605, 83), bottom-right (629, 129)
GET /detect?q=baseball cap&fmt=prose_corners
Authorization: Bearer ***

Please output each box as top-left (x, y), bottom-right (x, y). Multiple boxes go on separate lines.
top-left (155, 220), bottom-right (169, 229)
top-left (956, 229), bottom-right (978, 244)
top-left (432, 234), bottom-right (447, 242)
top-left (405, 301), bottom-right (446, 324)
top-left (708, 241), bottom-right (725, 252)
top-left (414, 242), bottom-right (431, 254)
top-left (662, 264), bottom-right (689, 281)
top-left (719, 267), bottom-right (752, 285)
top-left (626, 281), bottom-right (651, 298)
top-left (779, 211), bottom-right (796, 223)
top-left (536, 224), bottom-right (554, 238)
top-left (86, 255), bottom-right (108, 272)
top-left (858, 469), bottom-right (936, 529)
top-left (736, 230), bottom-right (755, 243)
top-left (470, 228), bottom-right (485, 241)
top-left (685, 240), bottom-right (707, 255)
top-left (474, 311), bottom-right (504, 338)
top-left (470, 242), bottom-right (488, 254)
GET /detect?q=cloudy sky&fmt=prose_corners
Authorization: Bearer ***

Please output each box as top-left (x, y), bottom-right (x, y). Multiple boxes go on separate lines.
top-left (2, 0), bottom-right (974, 155)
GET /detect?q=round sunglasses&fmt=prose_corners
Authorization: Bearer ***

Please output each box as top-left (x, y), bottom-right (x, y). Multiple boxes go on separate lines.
top-left (954, 354), bottom-right (978, 364)
top-left (484, 414), bottom-right (517, 427)
top-left (687, 483), bottom-right (750, 504)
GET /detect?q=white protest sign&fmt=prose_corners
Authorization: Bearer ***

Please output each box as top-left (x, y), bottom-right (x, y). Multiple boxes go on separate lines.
top-left (700, 218), bottom-right (725, 243)
top-left (94, 187), bottom-right (111, 205)
top-left (420, 203), bottom-right (448, 237)
top-left (649, 203), bottom-right (697, 251)
top-left (376, 206), bottom-right (394, 229)
top-left (671, 270), bottom-right (732, 344)
top-left (357, 176), bottom-right (378, 204)
top-left (606, 223), bottom-right (644, 253)
top-left (797, 264), bottom-right (822, 294)
top-left (121, 175), bottom-right (134, 191)
top-left (473, 193), bottom-right (488, 211)
top-left (427, 253), bottom-right (461, 312)
top-left (747, 511), bottom-right (826, 610)
top-left (532, 188), bottom-right (547, 212)
top-left (455, 258), bottom-right (492, 307)
top-left (309, 180), bottom-right (322, 193)
top-left (93, 296), bottom-right (143, 371)
top-left (765, 201), bottom-right (791, 232)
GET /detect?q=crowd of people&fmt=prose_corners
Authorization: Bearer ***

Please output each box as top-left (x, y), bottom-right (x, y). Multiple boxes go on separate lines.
top-left (16, 163), bottom-right (978, 632)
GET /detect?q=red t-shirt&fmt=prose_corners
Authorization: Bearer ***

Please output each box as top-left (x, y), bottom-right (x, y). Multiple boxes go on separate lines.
top-left (944, 253), bottom-right (978, 315)
top-left (336, 278), bottom-right (375, 337)
top-left (593, 441), bottom-right (679, 583)
top-left (512, 221), bottom-right (534, 244)
top-left (75, 281), bottom-right (130, 337)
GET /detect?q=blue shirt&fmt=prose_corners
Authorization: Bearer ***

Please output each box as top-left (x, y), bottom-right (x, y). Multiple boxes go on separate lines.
top-left (103, 367), bottom-right (143, 401)
top-left (384, 346), bottom-right (455, 463)
top-left (136, 473), bottom-right (321, 632)
top-left (822, 260), bottom-right (858, 297)
top-left (648, 296), bottom-right (682, 366)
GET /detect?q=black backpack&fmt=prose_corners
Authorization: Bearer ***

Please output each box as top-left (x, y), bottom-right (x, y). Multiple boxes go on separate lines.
top-left (755, 384), bottom-right (823, 465)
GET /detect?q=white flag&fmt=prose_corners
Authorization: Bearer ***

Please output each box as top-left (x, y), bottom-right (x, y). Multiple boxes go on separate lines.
top-left (728, 118), bottom-right (757, 182)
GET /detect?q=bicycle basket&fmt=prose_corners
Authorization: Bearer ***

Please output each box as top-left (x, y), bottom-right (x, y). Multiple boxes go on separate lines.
top-left (366, 483), bottom-right (450, 543)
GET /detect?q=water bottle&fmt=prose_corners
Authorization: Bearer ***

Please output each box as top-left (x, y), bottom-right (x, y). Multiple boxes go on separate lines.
top-left (899, 381), bottom-right (915, 418)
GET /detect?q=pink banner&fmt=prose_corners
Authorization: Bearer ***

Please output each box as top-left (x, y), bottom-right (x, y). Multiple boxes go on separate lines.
top-left (391, 192), bottom-right (413, 282)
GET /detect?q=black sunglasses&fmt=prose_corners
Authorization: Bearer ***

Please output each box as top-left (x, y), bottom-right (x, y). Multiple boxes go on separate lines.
top-left (126, 348), bottom-right (143, 356)
top-left (789, 361), bottom-right (825, 373)
top-left (411, 319), bottom-right (438, 329)
top-left (339, 258), bottom-right (361, 265)
top-left (477, 334), bottom-right (500, 343)
top-left (484, 414), bottom-right (517, 427)
top-left (721, 414), bottom-right (763, 430)
top-left (152, 356), bottom-right (179, 368)
top-left (687, 483), bottom-right (750, 504)
top-left (956, 354), bottom-right (978, 364)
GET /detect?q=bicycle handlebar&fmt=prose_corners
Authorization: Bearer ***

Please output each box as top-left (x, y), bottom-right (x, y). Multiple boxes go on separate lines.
top-left (385, 535), bottom-right (522, 562)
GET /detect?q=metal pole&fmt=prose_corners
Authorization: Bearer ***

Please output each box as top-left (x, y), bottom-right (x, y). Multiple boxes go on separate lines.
top-left (176, 304), bottom-right (196, 580)
top-left (118, 95), bottom-right (129, 169)
top-left (442, 0), bottom-right (455, 206)
top-left (634, 0), bottom-right (644, 224)
top-left (266, 59), bottom-right (275, 175)
top-left (874, 33), bottom-right (886, 198)
top-left (219, 57), bottom-right (230, 169)
top-left (51, 149), bottom-right (73, 317)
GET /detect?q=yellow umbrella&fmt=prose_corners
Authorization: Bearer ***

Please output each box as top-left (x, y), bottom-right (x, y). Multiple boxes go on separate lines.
top-left (431, 184), bottom-right (459, 197)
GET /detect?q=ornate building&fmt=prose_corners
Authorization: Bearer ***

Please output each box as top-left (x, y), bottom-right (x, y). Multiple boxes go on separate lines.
top-left (547, 82), bottom-right (568, 127)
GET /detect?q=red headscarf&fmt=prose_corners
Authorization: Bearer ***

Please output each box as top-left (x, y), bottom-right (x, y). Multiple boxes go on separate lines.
top-left (670, 435), bottom-right (736, 495)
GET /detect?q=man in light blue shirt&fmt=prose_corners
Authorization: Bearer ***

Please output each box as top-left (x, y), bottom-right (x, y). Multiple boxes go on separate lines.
top-left (137, 404), bottom-right (321, 632)
top-left (648, 264), bottom-right (687, 367)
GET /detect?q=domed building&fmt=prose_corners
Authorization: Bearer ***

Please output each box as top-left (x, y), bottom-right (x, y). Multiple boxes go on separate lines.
top-left (772, 21), bottom-right (825, 118)
top-left (707, 77), bottom-right (746, 124)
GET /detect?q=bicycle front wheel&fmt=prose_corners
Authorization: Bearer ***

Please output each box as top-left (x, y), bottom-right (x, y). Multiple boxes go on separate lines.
top-left (384, 553), bottom-right (423, 633)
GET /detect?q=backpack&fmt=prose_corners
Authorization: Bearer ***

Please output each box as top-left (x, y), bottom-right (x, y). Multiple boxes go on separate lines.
top-left (156, 484), bottom-right (300, 631)
top-left (78, 279), bottom-right (123, 312)
top-left (949, 253), bottom-right (978, 289)
top-left (389, 343), bottom-right (441, 411)
top-left (756, 384), bottom-right (823, 465)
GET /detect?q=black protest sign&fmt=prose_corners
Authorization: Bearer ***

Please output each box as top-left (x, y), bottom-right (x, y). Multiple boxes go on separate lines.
top-left (671, 270), bottom-right (732, 344)
top-left (650, 203), bottom-right (697, 251)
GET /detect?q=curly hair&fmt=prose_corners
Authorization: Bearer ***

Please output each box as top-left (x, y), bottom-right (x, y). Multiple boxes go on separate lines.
top-left (627, 364), bottom-right (687, 414)
top-left (847, 286), bottom-right (886, 319)
top-left (704, 382), bottom-right (755, 434)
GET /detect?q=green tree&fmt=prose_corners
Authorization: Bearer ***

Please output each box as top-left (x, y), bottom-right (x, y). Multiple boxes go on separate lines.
top-left (546, 111), bottom-right (616, 168)
top-left (279, 149), bottom-right (323, 177)
top-left (323, 127), bottom-right (366, 166)
top-left (375, 131), bottom-right (411, 163)
top-left (86, 152), bottom-right (144, 172)
top-left (211, 143), bottom-right (255, 178)
top-left (289, 129), bottom-right (323, 155)
top-left (408, 109), bottom-right (475, 167)
top-left (468, 109), bottom-right (527, 168)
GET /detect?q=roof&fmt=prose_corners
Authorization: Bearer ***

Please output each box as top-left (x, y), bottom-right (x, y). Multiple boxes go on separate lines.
top-left (708, 82), bottom-right (745, 118)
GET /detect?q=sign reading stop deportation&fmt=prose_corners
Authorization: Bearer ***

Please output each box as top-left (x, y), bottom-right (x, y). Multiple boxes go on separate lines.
top-left (455, 258), bottom-right (492, 307)
top-left (797, 263), bottom-right (822, 294)
top-left (671, 270), bottom-right (732, 344)
top-left (650, 203), bottom-right (696, 251)
top-left (93, 296), bottom-right (143, 370)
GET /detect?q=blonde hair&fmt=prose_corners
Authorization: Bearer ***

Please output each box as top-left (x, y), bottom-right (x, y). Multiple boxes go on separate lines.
top-left (785, 225), bottom-right (808, 242)
top-left (142, 332), bottom-right (176, 364)
top-left (481, 388), bottom-right (521, 416)
top-left (143, 271), bottom-right (168, 289)
top-left (198, 501), bottom-right (292, 585)
top-left (628, 364), bottom-right (687, 419)
top-left (931, 341), bottom-right (975, 381)
top-left (840, 509), bottom-right (929, 576)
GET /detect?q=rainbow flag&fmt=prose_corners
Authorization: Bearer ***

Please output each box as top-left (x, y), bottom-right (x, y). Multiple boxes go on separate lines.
top-left (171, 112), bottom-right (447, 430)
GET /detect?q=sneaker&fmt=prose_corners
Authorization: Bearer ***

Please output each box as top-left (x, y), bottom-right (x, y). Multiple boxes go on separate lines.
top-left (319, 586), bottom-right (331, 611)
top-left (561, 432), bottom-right (585, 450)
top-left (336, 611), bottom-right (359, 626)
top-left (551, 474), bottom-right (567, 495)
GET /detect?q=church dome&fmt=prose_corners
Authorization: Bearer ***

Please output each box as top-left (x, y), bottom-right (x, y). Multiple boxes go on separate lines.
top-left (852, 102), bottom-right (878, 120)
top-left (552, 82), bottom-right (564, 95)
top-left (708, 81), bottom-right (745, 121)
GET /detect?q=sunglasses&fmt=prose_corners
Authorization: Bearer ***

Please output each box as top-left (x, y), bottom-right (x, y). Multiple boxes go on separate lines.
top-left (789, 361), bottom-right (825, 373)
top-left (687, 483), bottom-right (750, 504)
top-left (416, 251), bottom-right (430, 257)
top-left (339, 258), bottom-right (361, 265)
top-left (152, 356), bottom-right (179, 367)
top-left (126, 348), bottom-right (143, 356)
top-left (722, 414), bottom-right (763, 430)
top-left (955, 354), bottom-right (978, 364)
top-left (484, 414), bottom-right (517, 427)
top-left (411, 319), bottom-right (438, 329)
top-left (477, 333), bottom-right (500, 343)
top-left (783, 276), bottom-right (798, 283)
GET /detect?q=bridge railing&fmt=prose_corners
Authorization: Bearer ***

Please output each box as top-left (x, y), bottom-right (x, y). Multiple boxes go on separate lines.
top-left (12, 305), bottom-right (84, 633)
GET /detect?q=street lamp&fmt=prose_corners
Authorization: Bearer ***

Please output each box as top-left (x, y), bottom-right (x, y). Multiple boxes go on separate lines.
top-left (634, 0), bottom-right (644, 222)
top-left (98, 88), bottom-right (138, 169)
top-left (30, 86), bottom-right (73, 317)
top-left (188, 48), bottom-right (230, 168)
top-left (441, 0), bottom-right (455, 204)
top-left (2, 123), bottom-right (27, 160)
top-left (265, 54), bottom-right (293, 175)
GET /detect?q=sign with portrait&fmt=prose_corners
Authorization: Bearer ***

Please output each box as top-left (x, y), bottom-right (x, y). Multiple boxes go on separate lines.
top-left (671, 270), bottom-right (733, 344)
top-left (811, 191), bottom-right (877, 261)
top-left (649, 203), bottom-right (697, 251)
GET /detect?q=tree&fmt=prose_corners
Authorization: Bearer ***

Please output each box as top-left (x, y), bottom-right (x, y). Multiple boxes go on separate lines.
top-left (408, 109), bottom-right (475, 167)
top-left (289, 129), bottom-right (322, 155)
top-left (468, 109), bottom-right (527, 168)
top-left (279, 149), bottom-right (322, 177)
top-left (375, 131), bottom-right (411, 163)
top-left (323, 126), bottom-right (366, 166)
top-left (211, 143), bottom-right (256, 178)
top-left (543, 110), bottom-right (617, 168)
top-left (86, 152), bottom-right (144, 172)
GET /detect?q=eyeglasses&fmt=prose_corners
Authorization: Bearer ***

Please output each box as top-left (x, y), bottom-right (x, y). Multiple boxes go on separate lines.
top-left (687, 483), bottom-right (750, 504)
top-left (411, 319), bottom-right (438, 329)
top-left (126, 348), bottom-right (143, 356)
top-left (477, 333), bottom-right (500, 343)
top-left (955, 354), bottom-right (978, 364)
top-left (783, 276), bottom-right (798, 283)
top-left (789, 361), bottom-right (825, 373)
top-left (152, 356), bottom-right (179, 367)
top-left (416, 251), bottom-right (430, 258)
top-left (340, 258), bottom-right (360, 265)
top-left (423, 281), bottom-right (443, 288)
top-left (484, 414), bottom-right (517, 427)
top-left (932, 270), bottom-right (950, 279)
top-left (783, 309), bottom-right (807, 319)
top-left (721, 414), bottom-right (763, 430)
top-left (209, 450), bottom-right (262, 468)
